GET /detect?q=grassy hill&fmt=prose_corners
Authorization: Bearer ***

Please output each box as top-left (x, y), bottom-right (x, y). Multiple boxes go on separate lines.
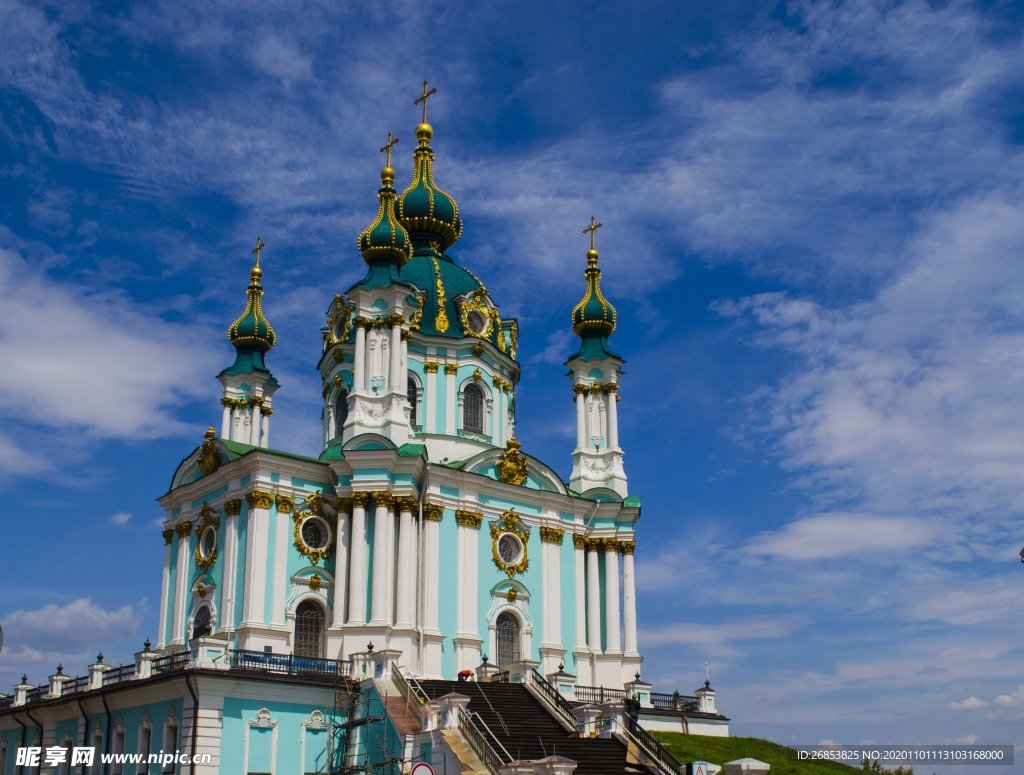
top-left (654, 733), bottom-right (858, 775)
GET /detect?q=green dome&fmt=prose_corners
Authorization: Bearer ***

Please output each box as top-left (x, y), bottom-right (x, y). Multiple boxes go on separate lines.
top-left (228, 266), bottom-right (276, 353)
top-left (571, 247), bottom-right (616, 338)
top-left (396, 124), bottom-right (463, 250)
top-left (358, 166), bottom-right (412, 266)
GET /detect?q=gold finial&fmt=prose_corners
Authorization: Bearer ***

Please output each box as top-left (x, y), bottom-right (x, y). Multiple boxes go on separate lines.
top-left (414, 80), bottom-right (437, 124)
top-left (204, 425), bottom-right (216, 440)
top-left (251, 235), bottom-right (266, 268)
top-left (379, 131), bottom-right (399, 168)
top-left (583, 216), bottom-right (603, 252)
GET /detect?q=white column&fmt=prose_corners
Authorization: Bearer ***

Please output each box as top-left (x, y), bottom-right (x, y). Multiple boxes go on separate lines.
top-left (424, 507), bottom-right (441, 632)
top-left (389, 322), bottom-right (403, 394)
top-left (220, 401), bottom-right (231, 439)
top-left (586, 540), bottom-right (601, 651)
top-left (606, 389), bottom-right (619, 449)
top-left (251, 400), bottom-right (262, 446)
top-left (172, 523), bottom-right (191, 644)
top-left (621, 542), bottom-right (638, 655)
top-left (369, 492), bottom-right (391, 625)
top-left (445, 368), bottom-right (457, 435)
top-left (353, 322), bottom-right (367, 393)
top-left (158, 533), bottom-right (172, 647)
top-left (425, 365), bottom-right (438, 433)
top-left (575, 387), bottom-right (586, 450)
top-left (603, 540), bottom-right (621, 653)
top-left (395, 499), bottom-right (416, 627)
top-left (242, 492), bottom-right (272, 628)
top-left (272, 498), bottom-right (288, 627)
top-left (494, 387), bottom-right (505, 446)
top-left (221, 501), bottom-right (241, 631)
top-left (347, 495), bottom-right (368, 625)
top-left (456, 512), bottom-right (480, 637)
top-left (365, 330), bottom-right (376, 391)
top-left (333, 508), bottom-right (350, 627)
top-left (542, 533), bottom-right (563, 650)
top-left (261, 411), bottom-right (270, 448)
top-left (573, 536), bottom-right (586, 651)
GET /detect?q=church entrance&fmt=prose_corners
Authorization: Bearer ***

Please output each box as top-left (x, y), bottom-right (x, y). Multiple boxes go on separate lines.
top-left (495, 612), bottom-right (521, 668)
top-left (295, 600), bottom-right (325, 659)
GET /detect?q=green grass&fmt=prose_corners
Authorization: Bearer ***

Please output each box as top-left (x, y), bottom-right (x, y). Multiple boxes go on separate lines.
top-left (654, 733), bottom-right (858, 775)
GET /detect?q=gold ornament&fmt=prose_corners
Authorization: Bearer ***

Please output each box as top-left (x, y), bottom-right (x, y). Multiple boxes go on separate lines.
top-left (490, 509), bottom-right (530, 578)
top-left (247, 490), bottom-right (274, 509)
top-left (309, 574), bottom-right (323, 592)
top-left (423, 503), bottom-right (444, 522)
top-left (618, 540), bottom-right (636, 555)
top-left (495, 438), bottom-right (528, 486)
top-left (539, 526), bottom-right (565, 544)
top-left (162, 529), bottom-right (173, 545)
top-left (275, 495), bottom-right (295, 514)
top-left (175, 521), bottom-right (194, 538)
top-left (455, 509), bottom-right (483, 529)
top-left (197, 426), bottom-right (220, 476)
top-left (224, 499), bottom-right (242, 517)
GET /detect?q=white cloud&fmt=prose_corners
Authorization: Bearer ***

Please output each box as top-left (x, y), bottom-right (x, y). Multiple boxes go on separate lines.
top-left (995, 686), bottom-right (1024, 706)
top-left (640, 617), bottom-right (803, 657)
top-left (949, 697), bottom-right (986, 711)
top-left (742, 513), bottom-right (940, 560)
top-left (110, 511), bottom-right (132, 525)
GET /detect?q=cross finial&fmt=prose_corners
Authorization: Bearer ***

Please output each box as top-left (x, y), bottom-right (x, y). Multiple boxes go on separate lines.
top-left (251, 235), bottom-right (266, 268)
top-left (705, 660), bottom-right (710, 682)
top-left (415, 80), bottom-right (438, 124)
top-left (583, 216), bottom-right (603, 251)
top-left (379, 131), bottom-right (399, 167)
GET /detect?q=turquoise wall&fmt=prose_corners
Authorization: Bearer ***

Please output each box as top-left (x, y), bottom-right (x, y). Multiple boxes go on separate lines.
top-left (220, 697), bottom-right (328, 775)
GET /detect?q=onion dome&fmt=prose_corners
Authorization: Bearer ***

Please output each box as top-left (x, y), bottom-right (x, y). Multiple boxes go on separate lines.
top-left (358, 133), bottom-right (412, 266)
top-left (220, 238), bottom-right (279, 382)
top-left (396, 121), bottom-right (463, 250)
top-left (570, 218), bottom-right (620, 362)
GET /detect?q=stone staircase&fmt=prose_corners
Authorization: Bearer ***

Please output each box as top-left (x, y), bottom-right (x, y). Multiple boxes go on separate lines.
top-left (418, 680), bottom-right (649, 775)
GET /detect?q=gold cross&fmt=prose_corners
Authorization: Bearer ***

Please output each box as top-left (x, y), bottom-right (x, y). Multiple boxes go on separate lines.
top-left (379, 131), bottom-right (399, 167)
top-left (251, 235), bottom-right (266, 267)
top-left (582, 216), bottom-right (603, 250)
top-left (414, 80), bottom-right (437, 124)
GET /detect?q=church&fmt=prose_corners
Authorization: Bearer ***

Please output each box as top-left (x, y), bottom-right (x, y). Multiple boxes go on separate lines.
top-left (0, 86), bottom-right (727, 775)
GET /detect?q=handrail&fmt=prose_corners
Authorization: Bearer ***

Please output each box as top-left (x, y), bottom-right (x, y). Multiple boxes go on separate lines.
top-left (650, 690), bottom-right (699, 712)
top-left (454, 705), bottom-right (511, 775)
top-left (608, 716), bottom-right (683, 775)
top-left (102, 664), bottom-right (135, 686)
top-left (525, 669), bottom-right (578, 731)
top-left (152, 651), bottom-right (190, 674)
top-left (395, 666), bottom-right (428, 705)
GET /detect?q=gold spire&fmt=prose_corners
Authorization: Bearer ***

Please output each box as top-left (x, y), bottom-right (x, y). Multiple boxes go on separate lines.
top-left (414, 79), bottom-right (438, 144)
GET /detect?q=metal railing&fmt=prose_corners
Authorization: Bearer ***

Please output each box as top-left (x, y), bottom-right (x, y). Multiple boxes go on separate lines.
top-left (612, 716), bottom-right (684, 775)
top-left (102, 664), bottom-right (135, 686)
top-left (650, 691), bottom-right (699, 713)
top-left (574, 684), bottom-right (626, 703)
top-left (526, 669), bottom-right (579, 731)
top-left (26, 686), bottom-right (48, 703)
top-left (152, 651), bottom-right (190, 674)
top-left (0, 695), bottom-right (12, 711)
top-left (63, 676), bottom-right (89, 696)
top-left (454, 704), bottom-right (511, 775)
top-left (230, 649), bottom-right (351, 678)
top-left (394, 666), bottom-right (427, 707)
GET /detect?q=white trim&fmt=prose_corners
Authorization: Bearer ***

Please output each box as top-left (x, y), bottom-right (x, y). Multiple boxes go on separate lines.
top-left (243, 708), bottom-right (279, 775)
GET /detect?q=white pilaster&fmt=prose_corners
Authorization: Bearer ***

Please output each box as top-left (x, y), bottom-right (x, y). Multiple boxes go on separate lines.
top-left (541, 532), bottom-right (563, 659)
top-left (621, 543), bottom-right (638, 655)
top-left (172, 525), bottom-right (190, 644)
top-left (424, 508), bottom-right (441, 632)
top-left (456, 512), bottom-right (480, 638)
top-left (369, 493), bottom-right (391, 625)
top-left (606, 390), bottom-right (619, 449)
top-left (221, 501), bottom-right (241, 632)
top-left (159, 535), bottom-right (172, 647)
top-left (261, 411), bottom-right (270, 448)
top-left (586, 540), bottom-right (601, 651)
top-left (347, 495), bottom-right (369, 625)
top-left (603, 541), bottom-right (621, 653)
top-left (353, 323), bottom-right (367, 394)
top-left (445, 368), bottom-right (457, 435)
top-left (220, 403), bottom-right (231, 439)
top-left (251, 400), bottom-right (262, 446)
top-left (395, 499), bottom-right (416, 628)
top-left (425, 365), bottom-right (438, 433)
top-left (389, 322), bottom-right (403, 394)
top-left (333, 508), bottom-right (350, 628)
top-left (242, 492), bottom-right (272, 629)
top-left (573, 536), bottom-right (586, 652)
top-left (272, 499), bottom-right (288, 627)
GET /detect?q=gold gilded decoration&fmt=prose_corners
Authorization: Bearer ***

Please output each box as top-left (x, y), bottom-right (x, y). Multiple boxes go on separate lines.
top-left (224, 499), bottom-right (242, 517)
top-left (495, 438), bottom-right (529, 486)
top-left (415, 79), bottom-right (437, 124)
top-left (583, 215), bottom-right (603, 250)
top-left (386, 312), bottom-right (405, 326)
top-left (198, 426), bottom-right (220, 476)
top-left (601, 537), bottom-right (620, 553)
top-left (293, 510), bottom-right (336, 565)
top-left (508, 321), bottom-right (519, 359)
top-left (490, 509), bottom-right (530, 578)
top-left (194, 504), bottom-right (220, 572)
top-left (429, 257), bottom-right (450, 333)
top-left (618, 540), bottom-right (636, 555)
top-left (458, 290), bottom-right (495, 339)
top-left (424, 361), bottom-right (440, 373)
top-left (409, 292), bottom-right (426, 332)
top-left (162, 529), bottom-right (173, 545)
top-left (540, 526), bottom-right (565, 544)
top-left (350, 491), bottom-right (370, 508)
top-left (506, 587), bottom-right (518, 603)
top-left (455, 509), bottom-right (483, 529)
top-left (471, 342), bottom-right (485, 356)
top-left (423, 503), bottom-right (444, 522)
top-left (602, 383), bottom-right (619, 394)
top-left (572, 533), bottom-right (588, 550)
top-left (197, 582), bottom-right (208, 598)
top-left (444, 363), bottom-right (458, 375)
top-left (492, 376), bottom-right (512, 392)
top-left (303, 490), bottom-right (327, 515)
top-left (275, 495), bottom-right (295, 514)
top-left (247, 490), bottom-right (274, 509)
top-left (371, 491), bottom-right (394, 508)
top-left (472, 368), bottom-right (482, 382)
top-left (309, 574), bottom-right (323, 592)
top-left (175, 520), bottom-right (193, 538)
top-left (584, 537), bottom-right (601, 551)
top-left (394, 496), bottom-right (418, 513)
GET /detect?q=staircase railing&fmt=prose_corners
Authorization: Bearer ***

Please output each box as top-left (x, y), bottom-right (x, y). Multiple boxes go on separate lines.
top-left (454, 704), bottom-right (512, 775)
top-left (608, 716), bottom-right (684, 775)
top-left (394, 666), bottom-right (428, 708)
top-left (524, 669), bottom-right (579, 732)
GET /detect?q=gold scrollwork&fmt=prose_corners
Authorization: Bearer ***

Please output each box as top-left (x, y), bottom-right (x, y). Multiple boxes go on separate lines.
top-left (371, 491), bottom-right (394, 509)
top-left (408, 292), bottom-right (426, 332)
top-left (506, 587), bottom-right (518, 602)
top-left (601, 537), bottom-right (620, 554)
top-left (194, 504), bottom-right (221, 572)
top-left (198, 427), bottom-right (220, 476)
top-left (444, 363), bottom-right (458, 375)
top-left (495, 438), bottom-right (528, 486)
top-left (394, 496), bottom-right (418, 513)
top-left (455, 509), bottom-right (483, 529)
top-left (224, 499), bottom-right (242, 517)
top-left (458, 290), bottom-right (495, 339)
top-left (539, 526), bottom-right (565, 544)
top-left (423, 503), bottom-right (444, 522)
top-left (471, 342), bottom-right (485, 356)
top-left (508, 321), bottom-right (519, 359)
top-left (302, 490), bottom-right (327, 515)
top-left (309, 574), bottom-right (323, 592)
top-left (350, 491), bottom-right (370, 508)
top-left (275, 495), bottom-right (295, 514)
top-left (247, 490), bottom-right (274, 509)
top-left (175, 520), bottom-right (194, 538)
top-left (472, 368), bottom-right (482, 382)
top-left (572, 533), bottom-right (588, 550)
top-left (490, 509), bottom-right (530, 578)
top-left (424, 361), bottom-right (440, 373)
top-left (618, 540), bottom-right (636, 555)
top-left (326, 297), bottom-right (353, 345)
top-left (430, 257), bottom-right (449, 333)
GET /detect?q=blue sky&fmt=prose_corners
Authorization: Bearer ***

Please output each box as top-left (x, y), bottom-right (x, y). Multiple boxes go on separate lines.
top-left (1, 0), bottom-right (1023, 760)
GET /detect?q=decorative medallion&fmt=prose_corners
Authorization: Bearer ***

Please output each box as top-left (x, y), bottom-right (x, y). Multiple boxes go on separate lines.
top-left (506, 587), bottom-right (518, 603)
top-left (490, 509), bottom-right (530, 578)
top-left (194, 503), bottom-right (220, 572)
top-left (309, 574), bottom-right (323, 592)
top-left (495, 438), bottom-right (528, 486)
top-left (197, 427), bottom-right (220, 476)
top-left (292, 491), bottom-right (335, 565)
top-left (458, 290), bottom-right (495, 339)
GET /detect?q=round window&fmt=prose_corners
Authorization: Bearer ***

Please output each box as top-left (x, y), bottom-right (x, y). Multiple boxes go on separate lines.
top-left (199, 526), bottom-right (217, 559)
top-left (332, 315), bottom-right (348, 341)
top-left (467, 310), bottom-right (488, 335)
top-left (497, 533), bottom-right (523, 565)
top-left (301, 517), bottom-right (331, 550)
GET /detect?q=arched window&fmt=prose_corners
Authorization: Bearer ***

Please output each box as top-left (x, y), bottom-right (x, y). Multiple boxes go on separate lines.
top-left (193, 606), bottom-right (212, 638)
top-left (295, 600), bottom-right (325, 659)
top-left (334, 389), bottom-right (349, 438)
top-left (495, 611), bottom-right (521, 669)
top-left (407, 375), bottom-right (419, 426)
top-left (464, 383), bottom-right (484, 434)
